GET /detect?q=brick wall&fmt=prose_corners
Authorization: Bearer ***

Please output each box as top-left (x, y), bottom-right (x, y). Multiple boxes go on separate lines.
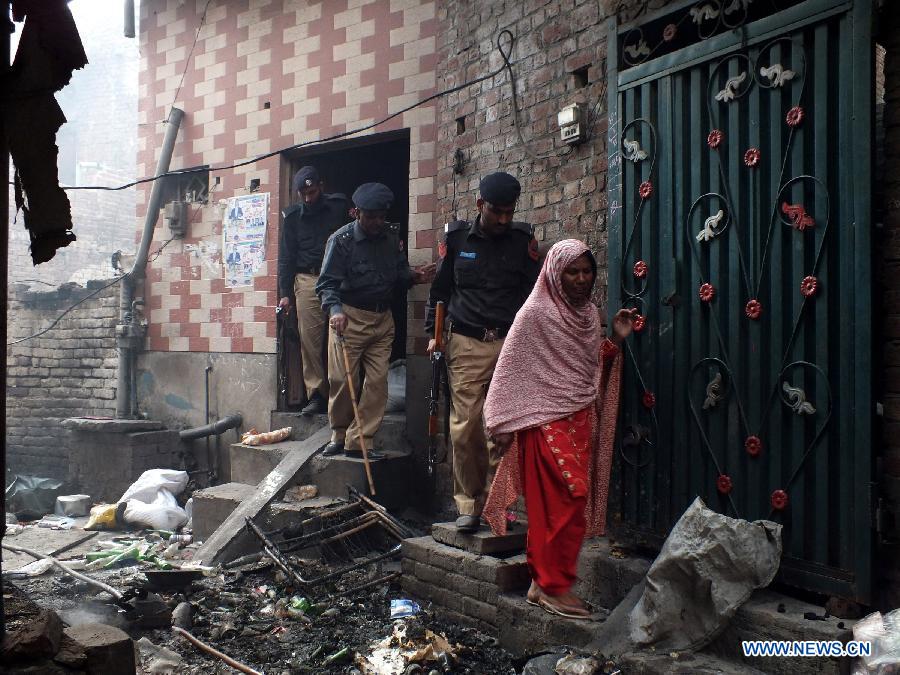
top-left (7, 2), bottom-right (138, 286)
top-left (5, 281), bottom-right (120, 482)
top-left (137, 0), bottom-right (438, 355)
top-left (431, 0), bottom-right (616, 344)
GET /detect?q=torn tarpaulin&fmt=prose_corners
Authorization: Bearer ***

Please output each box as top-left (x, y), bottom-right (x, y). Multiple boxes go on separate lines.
top-left (3, 0), bottom-right (87, 264)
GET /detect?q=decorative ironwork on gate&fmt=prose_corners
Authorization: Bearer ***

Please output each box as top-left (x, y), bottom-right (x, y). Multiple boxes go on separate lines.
top-left (606, 0), bottom-right (874, 601)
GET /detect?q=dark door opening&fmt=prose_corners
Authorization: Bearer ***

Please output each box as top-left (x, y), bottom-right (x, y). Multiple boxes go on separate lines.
top-left (277, 130), bottom-right (411, 411)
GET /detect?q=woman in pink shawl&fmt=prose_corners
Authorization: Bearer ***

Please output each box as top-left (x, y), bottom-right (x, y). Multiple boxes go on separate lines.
top-left (483, 239), bottom-right (632, 619)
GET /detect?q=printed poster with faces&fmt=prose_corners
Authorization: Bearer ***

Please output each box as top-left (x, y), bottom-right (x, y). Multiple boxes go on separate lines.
top-left (223, 192), bottom-right (269, 288)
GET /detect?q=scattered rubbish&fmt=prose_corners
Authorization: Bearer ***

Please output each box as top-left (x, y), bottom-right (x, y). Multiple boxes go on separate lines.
top-left (555, 654), bottom-right (600, 674)
top-left (852, 608), bottom-right (900, 673)
top-left (324, 646), bottom-right (352, 665)
top-left (172, 602), bottom-right (192, 630)
top-left (3, 557), bottom-right (56, 577)
top-left (630, 496), bottom-right (783, 651)
top-left (5, 523), bottom-right (25, 536)
top-left (804, 611), bottom-right (827, 621)
top-left (55, 494), bottom-right (91, 517)
top-left (85, 503), bottom-right (119, 530)
top-left (391, 599), bottom-right (422, 618)
top-left (777, 602), bottom-right (786, 613)
top-left (240, 427), bottom-right (292, 446)
top-left (283, 484), bottom-right (319, 502)
top-left (143, 569), bottom-right (203, 592)
top-left (2, 541), bottom-right (124, 600)
top-left (5, 474), bottom-right (64, 519)
top-left (244, 487), bottom-right (412, 596)
top-left (117, 469), bottom-right (190, 531)
top-left (84, 541), bottom-right (172, 570)
top-left (359, 621), bottom-right (458, 673)
top-left (173, 626), bottom-right (263, 675)
top-left (36, 514), bottom-right (76, 529)
top-left (137, 637), bottom-right (183, 674)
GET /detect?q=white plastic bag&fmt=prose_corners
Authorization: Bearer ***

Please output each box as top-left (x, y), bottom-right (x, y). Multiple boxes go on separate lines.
top-left (121, 489), bottom-right (188, 531)
top-left (118, 469), bottom-right (188, 503)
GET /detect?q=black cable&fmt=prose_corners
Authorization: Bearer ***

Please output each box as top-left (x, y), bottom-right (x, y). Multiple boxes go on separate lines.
top-left (171, 0), bottom-right (213, 109)
top-left (7, 237), bottom-right (177, 346)
top-left (35, 30), bottom-right (521, 193)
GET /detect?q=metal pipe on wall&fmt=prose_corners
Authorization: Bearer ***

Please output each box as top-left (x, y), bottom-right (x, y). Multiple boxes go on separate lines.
top-left (115, 107), bottom-right (184, 418)
top-left (124, 0), bottom-right (135, 38)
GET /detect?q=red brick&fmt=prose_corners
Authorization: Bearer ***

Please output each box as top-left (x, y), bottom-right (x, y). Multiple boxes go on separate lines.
top-left (231, 337), bottom-right (253, 353)
top-left (149, 336), bottom-right (169, 351)
top-left (221, 322), bottom-right (243, 338)
top-left (209, 307), bottom-right (231, 323)
top-left (416, 228), bottom-right (436, 249)
top-left (189, 337), bottom-right (209, 352)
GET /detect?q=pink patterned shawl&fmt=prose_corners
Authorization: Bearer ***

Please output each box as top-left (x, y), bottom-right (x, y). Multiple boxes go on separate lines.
top-left (482, 239), bottom-right (624, 537)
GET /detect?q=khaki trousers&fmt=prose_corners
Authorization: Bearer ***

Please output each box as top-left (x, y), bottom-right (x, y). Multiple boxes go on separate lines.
top-left (293, 273), bottom-right (328, 400)
top-left (327, 304), bottom-right (394, 450)
top-left (445, 332), bottom-right (504, 516)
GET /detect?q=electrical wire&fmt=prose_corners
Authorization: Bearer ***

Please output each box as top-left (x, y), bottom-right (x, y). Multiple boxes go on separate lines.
top-left (43, 30), bottom-right (522, 193)
top-left (171, 0), bottom-right (213, 109)
top-left (7, 237), bottom-right (177, 346)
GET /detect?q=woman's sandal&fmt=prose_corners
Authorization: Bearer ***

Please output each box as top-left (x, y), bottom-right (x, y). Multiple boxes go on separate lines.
top-left (536, 594), bottom-right (593, 620)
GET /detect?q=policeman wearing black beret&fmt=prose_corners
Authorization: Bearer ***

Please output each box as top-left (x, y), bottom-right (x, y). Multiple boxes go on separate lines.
top-left (317, 182), bottom-right (435, 459)
top-left (425, 171), bottom-right (541, 533)
top-left (277, 166), bottom-right (349, 415)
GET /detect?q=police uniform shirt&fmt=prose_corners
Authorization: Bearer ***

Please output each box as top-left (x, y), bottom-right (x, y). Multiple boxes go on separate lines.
top-left (316, 220), bottom-right (414, 317)
top-left (277, 192), bottom-right (349, 298)
top-left (425, 216), bottom-right (540, 335)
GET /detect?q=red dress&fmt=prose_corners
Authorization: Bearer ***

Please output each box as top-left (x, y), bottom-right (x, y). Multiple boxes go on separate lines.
top-left (519, 406), bottom-right (593, 595)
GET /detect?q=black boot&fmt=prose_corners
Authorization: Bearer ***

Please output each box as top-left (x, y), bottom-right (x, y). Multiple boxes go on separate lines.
top-left (321, 440), bottom-right (344, 456)
top-left (300, 392), bottom-right (327, 415)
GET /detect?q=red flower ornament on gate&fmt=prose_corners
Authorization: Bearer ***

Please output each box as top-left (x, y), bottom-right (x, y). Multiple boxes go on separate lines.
top-left (642, 391), bottom-right (656, 409)
top-left (771, 489), bottom-right (789, 510)
top-left (782, 202), bottom-right (815, 231)
top-left (745, 299), bottom-right (762, 320)
top-left (699, 283), bottom-right (715, 303)
top-left (663, 23), bottom-right (677, 42)
top-left (639, 181), bottom-right (653, 199)
top-left (745, 435), bottom-right (762, 457)
top-left (744, 148), bottom-right (761, 167)
top-left (633, 260), bottom-right (648, 279)
top-left (717, 474), bottom-right (733, 495)
top-left (632, 314), bottom-right (646, 332)
top-left (800, 275), bottom-right (818, 297)
top-left (707, 129), bottom-right (723, 149)
top-left (786, 106), bottom-right (805, 128)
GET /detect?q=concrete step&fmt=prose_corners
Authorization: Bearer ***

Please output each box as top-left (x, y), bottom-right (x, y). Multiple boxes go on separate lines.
top-left (192, 482), bottom-right (256, 544)
top-left (707, 590), bottom-right (857, 675)
top-left (431, 521), bottom-right (526, 555)
top-left (297, 449), bottom-right (414, 510)
top-left (270, 411), bottom-right (410, 451)
top-left (574, 538), bottom-right (653, 611)
top-left (229, 438), bottom-right (318, 486)
top-left (401, 535), bottom-right (531, 634)
top-left (497, 592), bottom-right (609, 656)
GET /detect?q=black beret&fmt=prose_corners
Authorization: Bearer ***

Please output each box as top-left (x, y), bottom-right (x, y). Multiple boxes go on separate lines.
top-left (352, 182), bottom-right (394, 211)
top-left (292, 166), bottom-right (320, 193)
top-left (479, 171), bottom-right (521, 205)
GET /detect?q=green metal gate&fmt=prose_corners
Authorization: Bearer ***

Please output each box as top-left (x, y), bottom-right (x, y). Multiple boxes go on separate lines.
top-left (606, 0), bottom-right (874, 601)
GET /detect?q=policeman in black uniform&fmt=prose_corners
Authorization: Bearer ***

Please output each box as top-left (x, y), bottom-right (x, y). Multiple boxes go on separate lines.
top-left (278, 166), bottom-right (349, 415)
top-left (317, 182), bottom-right (435, 459)
top-left (425, 171), bottom-right (541, 532)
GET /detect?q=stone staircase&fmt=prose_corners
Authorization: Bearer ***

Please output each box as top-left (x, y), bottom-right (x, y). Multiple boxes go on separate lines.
top-left (191, 411), bottom-right (415, 554)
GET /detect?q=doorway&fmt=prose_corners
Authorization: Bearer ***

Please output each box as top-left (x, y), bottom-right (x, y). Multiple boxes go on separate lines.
top-left (278, 129), bottom-right (411, 410)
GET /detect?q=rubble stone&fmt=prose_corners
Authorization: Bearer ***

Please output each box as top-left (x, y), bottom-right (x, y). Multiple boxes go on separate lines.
top-left (63, 623), bottom-right (135, 675)
top-left (2, 607), bottom-right (63, 662)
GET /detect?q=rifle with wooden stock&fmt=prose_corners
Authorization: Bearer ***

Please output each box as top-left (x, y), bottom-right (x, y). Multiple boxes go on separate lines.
top-left (427, 301), bottom-right (446, 480)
